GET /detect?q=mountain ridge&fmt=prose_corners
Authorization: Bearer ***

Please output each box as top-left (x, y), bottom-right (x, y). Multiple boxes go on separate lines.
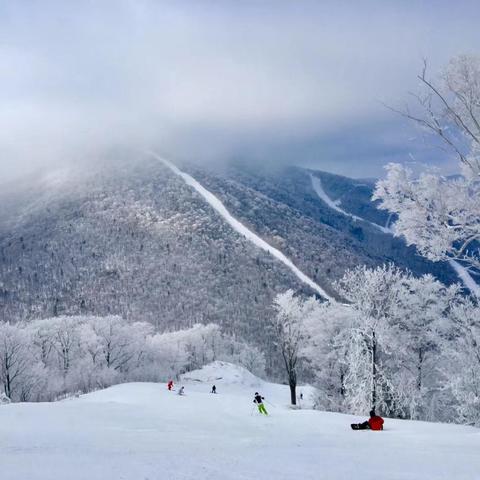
top-left (0, 155), bottom-right (462, 348)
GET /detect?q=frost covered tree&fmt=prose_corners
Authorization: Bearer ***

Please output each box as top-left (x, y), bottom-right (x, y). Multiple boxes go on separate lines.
top-left (0, 323), bottom-right (32, 400)
top-left (88, 316), bottom-right (153, 371)
top-left (302, 301), bottom-right (355, 411)
top-left (303, 264), bottom-right (466, 420)
top-left (49, 316), bottom-right (81, 375)
top-left (146, 324), bottom-right (222, 379)
top-left (271, 290), bottom-right (320, 405)
top-left (445, 296), bottom-right (480, 426)
top-left (374, 55), bottom-right (480, 291)
top-left (332, 265), bottom-right (407, 415)
top-left (392, 275), bottom-right (459, 419)
top-left (145, 323), bottom-right (267, 381)
top-left (23, 316), bottom-right (153, 399)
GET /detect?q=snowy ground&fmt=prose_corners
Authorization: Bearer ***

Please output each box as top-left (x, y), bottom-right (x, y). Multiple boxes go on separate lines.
top-left (1, 362), bottom-right (479, 480)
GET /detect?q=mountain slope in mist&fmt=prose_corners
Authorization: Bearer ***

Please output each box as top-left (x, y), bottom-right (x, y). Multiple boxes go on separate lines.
top-left (0, 155), bottom-right (458, 346)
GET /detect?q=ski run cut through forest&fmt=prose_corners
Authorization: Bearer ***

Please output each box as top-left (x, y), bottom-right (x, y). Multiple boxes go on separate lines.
top-left (0, 362), bottom-right (478, 480)
top-left (150, 152), bottom-right (333, 300)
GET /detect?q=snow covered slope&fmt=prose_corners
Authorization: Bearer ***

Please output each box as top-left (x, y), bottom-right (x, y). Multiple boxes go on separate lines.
top-left (1, 362), bottom-right (478, 480)
top-left (1, 157), bottom-right (458, 328)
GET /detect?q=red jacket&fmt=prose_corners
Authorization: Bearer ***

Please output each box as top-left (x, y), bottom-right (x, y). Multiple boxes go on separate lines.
top-left (369, 415), bottom-right (384, 430)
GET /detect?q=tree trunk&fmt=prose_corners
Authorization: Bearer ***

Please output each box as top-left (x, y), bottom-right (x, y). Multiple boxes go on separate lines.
top-left (283, 353), bottom-right (298, 406)
top-left (5, 370), bottom-right (11, 398)
top-left (417, 349), bottom-right (423, 391)
top-left (289, 377), bottom-right (297, 405)
top-left (372, 331), bottom-right (377, 411)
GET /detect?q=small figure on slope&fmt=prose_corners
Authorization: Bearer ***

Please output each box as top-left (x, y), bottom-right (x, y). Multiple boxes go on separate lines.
top-left (211, 385), bottom-right (217, 394)
top-left (167, 380), bottom-right (174, 391)
top-left (351, 410), bottom-right (384, 431)
top-left (178, 386), bottom-right (185, 396)
top-left (253, 392), bottom-right (268, 415)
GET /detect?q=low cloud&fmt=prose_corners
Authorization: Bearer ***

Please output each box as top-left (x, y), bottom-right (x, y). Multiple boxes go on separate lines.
top-left (1, 0), bottom-right (479, 181)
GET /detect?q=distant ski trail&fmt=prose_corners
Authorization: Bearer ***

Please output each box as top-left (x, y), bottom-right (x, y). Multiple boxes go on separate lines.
top-left (310, 173), bottom-right (480, 295)
top-left (310, 174), bottom-right (392, 234)
top-left (149, 152), bottom-right (333, 301)
top-left (448, 260), bottom-right (480, 297)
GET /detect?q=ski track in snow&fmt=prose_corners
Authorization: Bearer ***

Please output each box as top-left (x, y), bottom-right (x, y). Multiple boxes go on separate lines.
top-left (310, 174), bottom-right (392, 234)
top-left (149, 152), bottom-right (333, 301)
top-left (448, 260), bottom-right (480, 297)
top-left (310, 173), bottom-right (480, 294)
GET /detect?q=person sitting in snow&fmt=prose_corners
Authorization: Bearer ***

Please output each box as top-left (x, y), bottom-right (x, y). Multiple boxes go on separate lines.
top-left (253, 392), bottom-right (268, 415)
top-left (351, 410), bottom-right (384, 430)
top-left (211, 385), bottom-right (217, 394)
top-left (178, 386), bottom-right (185, 396)
top-left (167, 380), bottom-right (174, 391)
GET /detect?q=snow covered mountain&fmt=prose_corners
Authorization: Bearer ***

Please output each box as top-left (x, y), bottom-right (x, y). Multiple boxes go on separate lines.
top-left (0, 153), bottom-right (460, 345)
top-left (1, 361), bottom-right (478, 480)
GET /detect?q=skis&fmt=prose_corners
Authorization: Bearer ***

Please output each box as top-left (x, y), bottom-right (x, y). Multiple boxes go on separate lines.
top-left (351, 423), bottom-right (369, 430)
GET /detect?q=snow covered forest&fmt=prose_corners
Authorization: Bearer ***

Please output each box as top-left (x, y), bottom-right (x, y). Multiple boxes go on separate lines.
top-left (0, 318), bottom-right (265, 403)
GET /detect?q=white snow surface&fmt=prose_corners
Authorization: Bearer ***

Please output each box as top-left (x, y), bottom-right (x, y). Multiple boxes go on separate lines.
top-left (181, 360), bottom-right (263, 388)
top-left (149, 152), bottom-right (333, 300)
top-left (310, 174), bottom-right (392, 234)
top-left (1, 361), bottom-right (479, 480)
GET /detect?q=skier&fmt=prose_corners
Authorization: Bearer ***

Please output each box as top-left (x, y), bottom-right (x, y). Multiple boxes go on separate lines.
top-left (178, 386), bottom-right (185, 396)
top-left (167, 380), bottom-right (174, 391)
top-left (211, 385), bottom-right (217, 394)
top-left (253, 392), bottom-right (268, 415)
top-left (351, 410), bottom-right (384, 430)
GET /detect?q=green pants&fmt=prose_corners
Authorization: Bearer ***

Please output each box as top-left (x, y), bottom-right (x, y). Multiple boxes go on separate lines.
top-left (257, 403), bottom-right (268, 415)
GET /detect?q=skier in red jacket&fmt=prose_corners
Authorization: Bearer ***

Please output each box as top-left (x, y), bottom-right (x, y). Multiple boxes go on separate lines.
top-left (351, 410), bottom-right (384, 430)
top-left (368, 411), bottom-right (384, 430)
top-left (167, 380), bottom-right (174, 391)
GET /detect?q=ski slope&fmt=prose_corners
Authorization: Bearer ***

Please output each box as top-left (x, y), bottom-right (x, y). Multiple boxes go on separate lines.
top-left (448, 259), bottom-right (480, 297)
top-left (0, 362), bottom-right (478, 480)
top-left (149, 152), bottom-right (333, 300)
top-left (310, 174), bottom-right (392, 234)
top-left (310, 173), bottom-right (480, 295)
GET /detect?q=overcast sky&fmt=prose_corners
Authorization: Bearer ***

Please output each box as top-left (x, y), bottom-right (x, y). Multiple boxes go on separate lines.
top-left (1, 0), bottom-right (479, 181)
